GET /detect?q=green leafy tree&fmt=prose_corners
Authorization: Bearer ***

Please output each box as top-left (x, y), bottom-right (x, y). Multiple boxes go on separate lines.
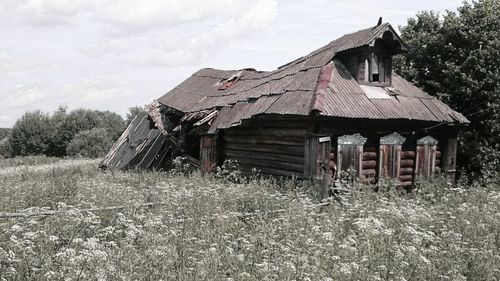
top-left (10, 111), bottom-right (54, 156)
top-left (0, 128), bottom-right (11, 140)
top-left (66, 128), bottom-right (114, 158)
top-left (49, 108), bottom-right (125, 157)
top-left (394, 0), bottom-right (500, 175)
top-left (126, 105), bottom-right (147, 125)
top-left (0, 137), bottom-right (13, 158)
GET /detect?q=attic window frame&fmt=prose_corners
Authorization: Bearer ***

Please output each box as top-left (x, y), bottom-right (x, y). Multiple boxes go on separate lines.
top-left (360, 52), bottom-right (392, 87)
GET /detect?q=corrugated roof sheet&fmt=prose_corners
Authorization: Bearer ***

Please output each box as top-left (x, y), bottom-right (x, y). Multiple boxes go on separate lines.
top-left (158, 23), bottom-right (468, 132)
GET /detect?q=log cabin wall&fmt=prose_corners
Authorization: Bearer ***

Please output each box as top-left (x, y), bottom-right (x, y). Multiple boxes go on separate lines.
top-left (215, 116), bottom-right (457, 184)
top-left (220, 118), bottom-right (313, 178)
top-left (318, 118), bottom-right (457, 185)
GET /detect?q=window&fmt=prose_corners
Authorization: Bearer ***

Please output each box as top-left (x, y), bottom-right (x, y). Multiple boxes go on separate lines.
top-left (415, 136), bottom-right (438, 177)
top-left (379, 132), bottom-right (406, 179)
top-left (337, 134), bottom-right (366, 177)
top-left (362, 53), bottom-right (392, 85)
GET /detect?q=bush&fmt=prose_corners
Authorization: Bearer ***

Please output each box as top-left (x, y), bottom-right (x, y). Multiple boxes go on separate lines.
top-left (0, 137), bottom-right (13, 158)
top-left (8, 108), bottom-right (125, 158)
top-left (10, 111), bottom-right (54, 156)
top-left (66, 128), bottom-right (114, 158)
top-left (48, 108), bottom-right (125, 157)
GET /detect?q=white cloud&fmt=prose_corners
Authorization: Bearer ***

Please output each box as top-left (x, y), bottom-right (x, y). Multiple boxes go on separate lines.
top-left (0, 0), bottom-right (463, 128)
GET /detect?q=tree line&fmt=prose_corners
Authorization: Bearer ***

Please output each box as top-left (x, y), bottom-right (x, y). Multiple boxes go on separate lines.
top-left (0, 106), bottom-right (145, 159)
top-left (1, 0), bottom-right (499, 177)
top-left (393, 0), bottom-right (500, 177)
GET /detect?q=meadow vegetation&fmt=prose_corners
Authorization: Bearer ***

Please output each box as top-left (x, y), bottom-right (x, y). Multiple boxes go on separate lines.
top-left (0, 158), bottom-right (499, 280)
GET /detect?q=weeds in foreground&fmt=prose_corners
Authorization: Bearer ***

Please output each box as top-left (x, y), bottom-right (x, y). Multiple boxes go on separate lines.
top-left (0, 158), bottom-right (499, 280)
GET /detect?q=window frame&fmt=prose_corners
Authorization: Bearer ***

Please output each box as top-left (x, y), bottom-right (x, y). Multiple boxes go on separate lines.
top-left (360, 52), bottom-right (392, 86)
top-left (378, 132), bottom-right (406, 180)
top-left (337, 134), bottom-right (367, 177)
top-left (415, 136), bottom-right (439, 177)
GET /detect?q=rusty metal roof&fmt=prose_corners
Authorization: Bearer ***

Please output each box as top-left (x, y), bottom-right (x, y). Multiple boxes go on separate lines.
top-left (158, 23), bottom-right (468, 132)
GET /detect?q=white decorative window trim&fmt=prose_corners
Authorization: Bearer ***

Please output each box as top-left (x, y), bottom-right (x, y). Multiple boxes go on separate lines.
top-left (417, 136), bottom-right (438, 145)
top-left (380, 132), bottom-right (406, 145)
top-left (338, 133), bottom-right (367, 145)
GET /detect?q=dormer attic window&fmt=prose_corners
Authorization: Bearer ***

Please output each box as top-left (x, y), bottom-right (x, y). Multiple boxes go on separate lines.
top-left (363, 53), bottom-right (391, 85)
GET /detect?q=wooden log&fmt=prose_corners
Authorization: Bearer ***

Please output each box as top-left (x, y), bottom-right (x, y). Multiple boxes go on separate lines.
top-left (400, 159), bottom-right (414, 168)
top-left (362, 160), bottom-right (377, 169)
top-left (361, 178), bottom-right (376, 184)
top-left (234, 158), bottom-right (304, 173)
top-left (399, 181), bottom-right (413, 187)
top-left (401, 151), bottom-right (415, 159)
top-left (364, 146), bottom-right (377, 152)
top-left (237, 164), bottom-right (303, 177)
top-left (223, 149), bottom-right (304, 165)
top-left (399, 175), bottom-right (413, 182)
top-left (223, 135), bottom-right (304, 146)
top-left (362, 169), bottom-right (376, 176)
top-left (223, 143), bottom-right (304, 156)
top-left (224, 128), bottom-right (308, 137)
top-left (363, 152), bottom-right (377, 160)
top-left (400, 167), bottom-right (414, 175)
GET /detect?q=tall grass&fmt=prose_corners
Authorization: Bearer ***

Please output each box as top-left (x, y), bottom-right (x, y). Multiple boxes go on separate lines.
top-left (0, 158), bottom-right (499, 280)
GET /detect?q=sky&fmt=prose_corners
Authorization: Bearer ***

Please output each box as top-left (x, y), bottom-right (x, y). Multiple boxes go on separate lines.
top-left (0, 0), bottom-right (463, 128)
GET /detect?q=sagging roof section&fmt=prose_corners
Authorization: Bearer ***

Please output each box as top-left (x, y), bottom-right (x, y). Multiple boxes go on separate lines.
top-left (157, 23), bottom-right (468, 133)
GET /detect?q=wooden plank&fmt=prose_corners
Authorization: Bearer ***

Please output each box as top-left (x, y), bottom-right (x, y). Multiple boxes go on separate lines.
top-left (230, 158), bottom-right (304, 173)
top-left (223, 135), bottom-right (304, 146)
top-left (223, 149), bottom-right (304, 165)
top-left (224, 128), bottom-right (308, 137)
top-left (400, 181), bottom-right (413, 187)
top-left (237, 164), bottom-right (303, 177)
top-left (361, 169), bottom-right (376, 176)
top-left (223, 143), bottom-right (304, 156)
top-left (401, 151), bottom-right (415, 159)
top-left (362, 160), bottom-right (377, 169)
top-left (400, 167), bottom-right (414, 175)
top-left (400, 159), bottom-right (414, 168)
top-left (363, 152), bottom-right (377, 160)
top-left (399, 175), bottom-right (413, 182)
top-left (364, 146), bottom-right (377, 152)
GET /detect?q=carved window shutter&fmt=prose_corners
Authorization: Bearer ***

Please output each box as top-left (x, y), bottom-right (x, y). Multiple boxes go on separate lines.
top-left (337, 134), bottom-right (366, 177)
top-left (379, 132), bottom-right (405, 179)
top-left (415, 136), bottom-right (438, 177)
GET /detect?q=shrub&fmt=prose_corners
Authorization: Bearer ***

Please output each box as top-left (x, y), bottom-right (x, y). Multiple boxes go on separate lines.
top-left (66, 128), bottom-right (114, 158)
top-left (10, 111), bottom-right (54, 156)
top-left (0, 137), bottom-right (13, 158)
top-left (49, 108), bottom-right (125, 157)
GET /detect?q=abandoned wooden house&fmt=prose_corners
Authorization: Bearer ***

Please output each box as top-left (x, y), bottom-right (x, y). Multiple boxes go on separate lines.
top-left (101, 21), bottom-right (469, 189)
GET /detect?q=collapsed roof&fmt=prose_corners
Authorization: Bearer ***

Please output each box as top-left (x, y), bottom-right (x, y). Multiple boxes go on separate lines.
top-left (158, 23), bottom-right (468, 134)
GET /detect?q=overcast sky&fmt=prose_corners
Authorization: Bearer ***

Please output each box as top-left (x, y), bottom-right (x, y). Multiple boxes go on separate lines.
top-left (0, 0), bottom-right (463, 128)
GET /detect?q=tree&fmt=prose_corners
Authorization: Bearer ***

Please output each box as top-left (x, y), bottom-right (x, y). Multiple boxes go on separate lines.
top-left (10, 111), bottom-right (54, 156)
top-left (49, 108), bottom-right (125, 157)
top-left (0, 137), bottom-right (13, 158)
top-left (394, 0), bottom-right (500, 175)
top-left (0, 128), bottom-right (11, 140)
top-left (126, 105), bottom-right (147, 125)
top-left (66, 128), bottom-right (114, 158)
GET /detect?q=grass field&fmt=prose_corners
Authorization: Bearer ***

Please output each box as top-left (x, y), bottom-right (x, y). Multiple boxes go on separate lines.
top-left (0, 158), bottom-right (499, 280)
